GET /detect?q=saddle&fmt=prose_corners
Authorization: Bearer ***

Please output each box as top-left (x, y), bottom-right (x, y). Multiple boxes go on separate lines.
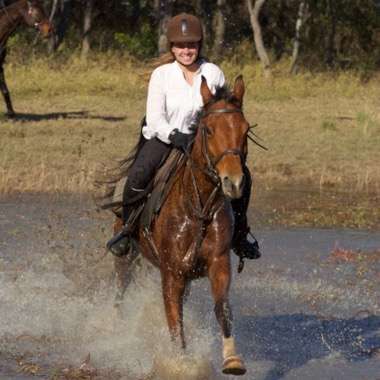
top-left (101, 148), bottom-right (186, 232)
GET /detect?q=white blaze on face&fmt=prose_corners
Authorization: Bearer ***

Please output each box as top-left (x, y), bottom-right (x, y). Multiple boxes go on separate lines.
top-left (217, 156), bottom-right (244, 199)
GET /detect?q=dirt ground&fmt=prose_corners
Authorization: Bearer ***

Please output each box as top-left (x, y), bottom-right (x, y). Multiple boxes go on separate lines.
top-left (0, 193), bottom-right (379, 379)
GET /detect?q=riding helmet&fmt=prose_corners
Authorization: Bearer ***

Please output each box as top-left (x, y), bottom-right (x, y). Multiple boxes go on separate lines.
top-left (166, 13), bottom-right (203, 43)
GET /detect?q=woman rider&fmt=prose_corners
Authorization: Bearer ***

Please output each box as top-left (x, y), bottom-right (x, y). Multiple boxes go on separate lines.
top-left (107, 12), bottom-right (261, 261)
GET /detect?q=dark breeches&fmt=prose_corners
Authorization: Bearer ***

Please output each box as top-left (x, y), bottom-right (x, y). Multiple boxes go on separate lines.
top-left (122, 137), bottom-right (171, 218)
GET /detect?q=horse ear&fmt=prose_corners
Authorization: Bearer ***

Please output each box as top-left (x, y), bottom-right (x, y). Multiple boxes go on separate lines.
top-left (233, 75), bottom-right (245, 106)
top-left (200, 76), bottom-right (213, 105)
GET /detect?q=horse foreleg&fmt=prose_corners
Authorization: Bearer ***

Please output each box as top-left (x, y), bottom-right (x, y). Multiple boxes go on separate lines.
top-left (162, 273), bottom-right (186, 350)
top-left (0, 64), bottom-right (15, 117)
top-left (209, 253), bottom-right (246, 376)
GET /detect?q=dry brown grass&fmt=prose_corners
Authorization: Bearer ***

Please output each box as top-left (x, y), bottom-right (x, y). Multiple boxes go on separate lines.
top-left (1, 55), bottom-right (379, 194)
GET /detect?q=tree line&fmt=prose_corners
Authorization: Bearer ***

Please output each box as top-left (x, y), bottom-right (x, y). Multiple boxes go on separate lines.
top-left (13, 1), bottom-right (380, 72)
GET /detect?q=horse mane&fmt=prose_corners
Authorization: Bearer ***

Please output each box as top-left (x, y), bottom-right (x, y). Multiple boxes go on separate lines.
top-left (193, 84), bottom-right (241, 127)
top-left (209, 86), bottom-right (241, 108)
top-left (94, 119), bottom-right (146, 207)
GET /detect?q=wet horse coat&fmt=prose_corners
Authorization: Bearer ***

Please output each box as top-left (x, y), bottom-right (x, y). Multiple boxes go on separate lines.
top-left (0, 0), bottom-right (52, 117)
top-left (114, 76), bottom-right (250, 375)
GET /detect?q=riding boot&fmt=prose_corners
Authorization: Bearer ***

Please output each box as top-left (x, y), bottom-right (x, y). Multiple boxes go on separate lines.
top-left (106, 137), bottom-right (171, 256)
top-left (106, 203), bottom-right (134, 257)
top-left (231, 166), bottom-right (261, 260)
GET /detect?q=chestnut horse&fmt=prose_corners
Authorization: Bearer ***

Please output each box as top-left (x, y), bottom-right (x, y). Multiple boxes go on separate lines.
top-left (0, 0), bottom-right (52, 117)
top-left (114, 76), bottom-right (250, 375)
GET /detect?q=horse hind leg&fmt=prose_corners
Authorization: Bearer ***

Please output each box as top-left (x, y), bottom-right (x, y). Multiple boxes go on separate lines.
top-left (113, 217), bottom-right (138, 317)
top-left (208, 253), bottom-right (247, 376)
top-left (114, 249), bottom-right (138, 309)
top-left (0, 64), bottom-right (15, 117)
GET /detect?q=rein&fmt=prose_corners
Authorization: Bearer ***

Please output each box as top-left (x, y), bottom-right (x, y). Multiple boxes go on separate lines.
top-left (182, 106), bottom-right (247, 270)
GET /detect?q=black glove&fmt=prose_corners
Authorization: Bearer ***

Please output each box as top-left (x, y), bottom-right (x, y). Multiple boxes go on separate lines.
top-left (169, 129), bottom-right (193, 151)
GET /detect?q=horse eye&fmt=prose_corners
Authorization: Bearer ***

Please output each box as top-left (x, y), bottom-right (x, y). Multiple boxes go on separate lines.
top-left (206, 127), bottom-right (213, 136)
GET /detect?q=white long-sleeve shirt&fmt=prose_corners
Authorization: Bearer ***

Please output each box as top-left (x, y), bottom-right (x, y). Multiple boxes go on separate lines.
top-left (142, 60), bottom-right (225, 144)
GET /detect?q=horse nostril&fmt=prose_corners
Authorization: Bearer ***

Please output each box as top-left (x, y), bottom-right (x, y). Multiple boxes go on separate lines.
top-left (223, 176), bottom-right (232, 188)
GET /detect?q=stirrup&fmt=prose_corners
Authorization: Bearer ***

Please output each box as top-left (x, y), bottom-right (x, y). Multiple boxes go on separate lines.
top-left (106, 227), bottom-right (131, 257)
top-left (233, 231), bottom-right (261, 260)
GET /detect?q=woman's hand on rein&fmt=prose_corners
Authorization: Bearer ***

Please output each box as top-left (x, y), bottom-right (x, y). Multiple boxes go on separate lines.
top-left (169, 129), bottom-right (194, 151)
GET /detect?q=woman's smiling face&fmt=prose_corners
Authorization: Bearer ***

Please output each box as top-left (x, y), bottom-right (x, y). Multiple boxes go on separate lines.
top-left (171, 42), bottom-right (200, 66)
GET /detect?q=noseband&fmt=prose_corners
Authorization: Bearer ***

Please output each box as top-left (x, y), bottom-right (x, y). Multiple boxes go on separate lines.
top-left (198, 107), bottom-right (246, 183)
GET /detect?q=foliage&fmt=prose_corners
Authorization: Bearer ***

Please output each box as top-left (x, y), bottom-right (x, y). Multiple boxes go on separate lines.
top-left (3, 0), bottom-right (380, 72)
top-left (113, 24), bottom-right (156, 58)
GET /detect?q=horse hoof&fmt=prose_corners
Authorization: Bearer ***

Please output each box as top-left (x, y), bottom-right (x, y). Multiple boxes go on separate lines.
top-left (222, 355), bottom-right (246, 376)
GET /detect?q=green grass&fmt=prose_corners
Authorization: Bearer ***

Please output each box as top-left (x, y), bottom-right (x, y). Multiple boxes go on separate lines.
top-left (0, 54), bottom-right (379, 194)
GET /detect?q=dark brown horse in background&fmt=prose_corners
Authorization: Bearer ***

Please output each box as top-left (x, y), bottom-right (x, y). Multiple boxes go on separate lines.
top-left (0, 0), bottom-right (52, 117)
top-left (113, 76), bottom-right (252, 375)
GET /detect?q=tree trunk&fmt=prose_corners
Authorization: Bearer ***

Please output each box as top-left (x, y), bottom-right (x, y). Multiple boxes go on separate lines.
top-left (290, 0), bottom-right (307, 74)
top-left (211, 0), bottom-right (226, 58)
top-left (155, 0), bottom-right (173, 55)
top-left (194, 0), bottom-right (209, 49)
top-left (130, 0), bottom-right (141, 33)
top-left (81, 0), bottom-right (93, 59)
top-left (247, 0), bottom-right (271, 78)
top-left (48, 0), bottom-right (72, 54)
top-left (325, 0), bottom-right (336, 67)
top-left (47, 0), bottom-right (59, 53)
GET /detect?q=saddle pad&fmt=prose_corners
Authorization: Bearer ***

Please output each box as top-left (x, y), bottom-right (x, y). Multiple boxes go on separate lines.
top-left (103, 149), bottom-right (185, 228)
top-left (140, 149), bottom-right (185, 230)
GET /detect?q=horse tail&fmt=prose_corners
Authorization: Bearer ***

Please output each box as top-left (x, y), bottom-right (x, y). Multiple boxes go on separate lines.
top-left (118, 117), bottom-right (146, 174)
top-left (94, 117), bottom-right (146, 211)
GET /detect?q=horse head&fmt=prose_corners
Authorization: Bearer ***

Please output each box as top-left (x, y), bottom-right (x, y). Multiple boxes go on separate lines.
top-left (22, 0), bottom-right (53, 37)
top-left (197, 75), bottom-right (248, 199)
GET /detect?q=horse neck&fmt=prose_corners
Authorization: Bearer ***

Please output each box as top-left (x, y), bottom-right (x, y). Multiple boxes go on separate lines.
top-left (0, 1), bottom-right (25, 46)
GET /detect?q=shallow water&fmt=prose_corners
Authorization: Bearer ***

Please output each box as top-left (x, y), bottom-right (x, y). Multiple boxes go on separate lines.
top-left (0, 193), bottom-right (379, 379)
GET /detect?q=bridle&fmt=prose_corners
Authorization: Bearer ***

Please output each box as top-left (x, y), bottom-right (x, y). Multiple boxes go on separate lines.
top-left (26, 1), bottom-right (48, 31)
top-left (0, 0), bottom-right (46, 31)
top-left (197, 106), bottom-right (247, 184)
top-left (0, 0), bottom-right (47, 31)
top-left (181, 105), bottom-right (249, 269)
top-left (184, 105), bottom-right (248, 217)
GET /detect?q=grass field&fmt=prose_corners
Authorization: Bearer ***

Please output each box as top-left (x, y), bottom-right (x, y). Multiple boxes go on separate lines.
top-left (0, 55), bottom-right (379, 194)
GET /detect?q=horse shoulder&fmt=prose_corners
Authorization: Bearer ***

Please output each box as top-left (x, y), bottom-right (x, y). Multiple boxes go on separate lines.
top-left (202, 198), bottom-right (234, 256)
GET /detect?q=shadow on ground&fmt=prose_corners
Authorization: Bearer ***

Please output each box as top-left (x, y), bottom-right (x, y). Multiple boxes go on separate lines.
top-left (4, 111), bottom-right (125, 122)
top-left (236, 313), bottom-right (380, 380)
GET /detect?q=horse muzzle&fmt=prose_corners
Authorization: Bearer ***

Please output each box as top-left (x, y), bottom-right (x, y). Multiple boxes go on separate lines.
top-left (221, 174), bottom-right (244, 199)
top-left (37, 21), bottom-right (54, 38)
